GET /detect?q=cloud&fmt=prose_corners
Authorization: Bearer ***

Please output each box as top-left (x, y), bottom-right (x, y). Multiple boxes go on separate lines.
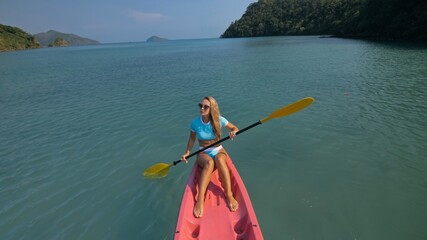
top-left (128, 11), bottom-right (169, 22)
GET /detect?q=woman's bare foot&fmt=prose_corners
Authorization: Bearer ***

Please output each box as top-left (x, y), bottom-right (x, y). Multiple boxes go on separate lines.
top-left (226, 195), bottom-right (238, 212)
top-left (193, 199), bottom-right (204, 218)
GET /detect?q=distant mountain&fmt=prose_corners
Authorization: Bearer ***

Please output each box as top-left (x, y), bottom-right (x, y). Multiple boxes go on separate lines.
top-left (146, 36), bottom-right (169, 42)
top-left (34, 30), bottom-right (99, 47)
top-left (0, 24), bottom-right (40, 52)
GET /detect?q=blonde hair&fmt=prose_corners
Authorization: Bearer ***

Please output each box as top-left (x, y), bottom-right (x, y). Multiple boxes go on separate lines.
top-left (204, 96), bottom-right (221, 140)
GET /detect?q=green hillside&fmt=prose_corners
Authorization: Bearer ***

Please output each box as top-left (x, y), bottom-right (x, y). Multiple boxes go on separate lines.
top-left (221, 0), bottom-right (427, 40)
top-left (0, 24), bottom-right (40, 52)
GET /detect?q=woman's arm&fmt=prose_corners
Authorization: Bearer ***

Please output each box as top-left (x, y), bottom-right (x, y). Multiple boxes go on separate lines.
top-left (181, 131), bottom-right (196, 163)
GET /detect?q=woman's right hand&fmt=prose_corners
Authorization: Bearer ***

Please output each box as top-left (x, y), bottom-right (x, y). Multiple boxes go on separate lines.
top-left (181, 151), bottom-right (190, 164)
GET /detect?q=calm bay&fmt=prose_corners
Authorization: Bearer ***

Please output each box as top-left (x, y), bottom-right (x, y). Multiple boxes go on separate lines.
top-left (1, 36), bottom-right (426, 239)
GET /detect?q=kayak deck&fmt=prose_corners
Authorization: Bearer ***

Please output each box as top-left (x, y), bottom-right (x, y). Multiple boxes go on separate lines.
top-left (174, 156), bottom-right (263, 240)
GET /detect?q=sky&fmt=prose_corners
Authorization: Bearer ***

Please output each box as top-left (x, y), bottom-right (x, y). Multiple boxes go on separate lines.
top-left (0, 0), bottom-right (255, 43)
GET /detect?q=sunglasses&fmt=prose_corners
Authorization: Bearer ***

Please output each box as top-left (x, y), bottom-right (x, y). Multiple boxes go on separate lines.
top-left (198, 103), bottom-right (210, 110)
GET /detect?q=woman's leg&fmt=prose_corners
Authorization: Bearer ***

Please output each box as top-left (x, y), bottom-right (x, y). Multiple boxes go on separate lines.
top-left (215, 150), bottom-right (238, 211)
top-left (194, 153), bottom-right (214, 218)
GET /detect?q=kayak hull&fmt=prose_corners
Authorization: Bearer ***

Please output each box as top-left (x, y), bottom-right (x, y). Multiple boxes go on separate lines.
top-left (174, 155), bottom-right (263, 240)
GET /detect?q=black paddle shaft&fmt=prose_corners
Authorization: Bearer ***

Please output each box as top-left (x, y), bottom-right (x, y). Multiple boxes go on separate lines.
top-left (173, 120), bottom-right (262, 165)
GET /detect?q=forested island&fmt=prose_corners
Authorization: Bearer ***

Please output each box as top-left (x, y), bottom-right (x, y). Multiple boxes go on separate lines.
top-left (48, 37), bottom-right (69, 47)
top-left (146, 36), bottom-right (169, 42)
top-left (222, 0), bottom-right (427, 40)
top-left (0, 25), bottom-right (99, 52)
top-left (34, 30), bottom-right (99, 47)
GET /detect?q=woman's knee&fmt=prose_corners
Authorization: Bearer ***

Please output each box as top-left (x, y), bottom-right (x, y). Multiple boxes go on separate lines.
top-left (214, 153), bottom-right (227, 168)
top-left (198, 154), bottom-right (214, 170)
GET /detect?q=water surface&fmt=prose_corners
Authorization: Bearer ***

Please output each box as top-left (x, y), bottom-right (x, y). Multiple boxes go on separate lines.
top-left (1, 36), bottom-right (426, 239)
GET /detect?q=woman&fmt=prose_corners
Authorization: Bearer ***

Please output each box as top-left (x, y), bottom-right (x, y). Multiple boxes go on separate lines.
top-left (181, 96), bottom-right (239, 218)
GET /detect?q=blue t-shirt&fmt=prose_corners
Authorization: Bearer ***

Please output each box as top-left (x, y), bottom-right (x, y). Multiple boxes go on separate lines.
top-left (190, 116), bottom-right (229, 140)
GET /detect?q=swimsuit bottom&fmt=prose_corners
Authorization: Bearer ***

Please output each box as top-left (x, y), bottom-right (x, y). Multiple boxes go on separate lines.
top-left (199, 145), bottom-right (223, 159)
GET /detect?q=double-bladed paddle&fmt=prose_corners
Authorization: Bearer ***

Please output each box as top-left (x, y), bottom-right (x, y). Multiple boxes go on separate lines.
top-left (143, 97), bottom-right (314, 178)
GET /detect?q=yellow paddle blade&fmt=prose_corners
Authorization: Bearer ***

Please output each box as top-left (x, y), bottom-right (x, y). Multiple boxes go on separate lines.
top-left (143, 163), bottom-right (173, 179)
top-left (260, 97), bottom-right (314, 124)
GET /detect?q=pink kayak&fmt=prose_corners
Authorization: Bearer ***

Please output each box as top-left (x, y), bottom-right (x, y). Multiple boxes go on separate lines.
top-left (174, 155), bottom-right (263, 240)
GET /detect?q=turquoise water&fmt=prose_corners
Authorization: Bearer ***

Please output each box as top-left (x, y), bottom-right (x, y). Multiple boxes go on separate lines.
top-left (1, 36), bottom-right (427, 239)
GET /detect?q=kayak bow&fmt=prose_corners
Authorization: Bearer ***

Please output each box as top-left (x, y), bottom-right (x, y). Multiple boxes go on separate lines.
top-left (174, 154), bottom-right (263, 240)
